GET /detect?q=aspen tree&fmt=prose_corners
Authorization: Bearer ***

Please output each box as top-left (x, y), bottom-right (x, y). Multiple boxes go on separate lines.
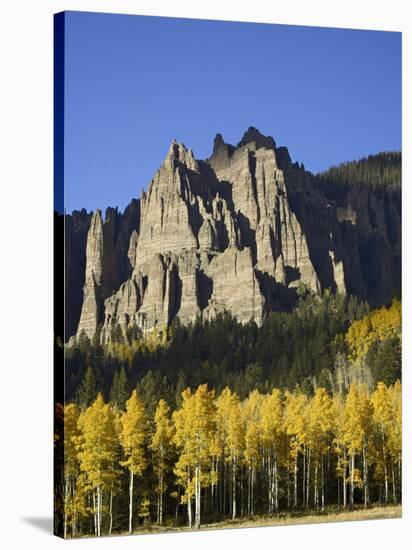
top-left (343, 385), bottom-right (373, 509)
top-left (284, 391), bottom-right (308, 508)
top-left (216, 387), bottom-right (245, 519)
top-left (120, 390), bottom-right (147, 534)
top-left (332, 394), bottom-right (348, 508)
top-left (63, 403), bottom-right (80, 538)
top-left (387, 381), bottom-right (402, 503)
top-left (307, 388), bottom-right (334, 510)
top-left (371, 382), bottom-right (391, 503)
top-left (150, 399), bottom-right (174, 525)
top-left (242, 390), bottom-right (263, 516)
top-left (77, 394), bottom-right (119, 536)
top-left (260, 389), bottom-right (284, 514)
top-left (173, 385), bottom-right (217, 528)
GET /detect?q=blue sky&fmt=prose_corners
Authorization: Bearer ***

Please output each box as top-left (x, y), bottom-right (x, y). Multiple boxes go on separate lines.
top-left (62, 12), bottom-right (401, 214)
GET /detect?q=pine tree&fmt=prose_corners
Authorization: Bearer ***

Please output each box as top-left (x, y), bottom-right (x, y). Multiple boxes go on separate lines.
top-left (109, 367), bottom-right (129, 410)
top-left (76, 367), bottom-right (97, 410)
top-left (120, 390), bottom-right (147, 534)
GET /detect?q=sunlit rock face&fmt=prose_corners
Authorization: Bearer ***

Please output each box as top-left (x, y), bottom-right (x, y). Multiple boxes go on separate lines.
top-left (65, 127), bottom-right (400, 343)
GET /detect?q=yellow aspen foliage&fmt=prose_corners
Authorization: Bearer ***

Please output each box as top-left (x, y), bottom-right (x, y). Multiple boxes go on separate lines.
top-left (62, 403), bottom-right (81, 537)
top-left (216, 387), bottom-right (245, 518)
top-left (343, 385), bottom-right (373, 456)
top-left (120, 390), bottom-right (147, 476)
top-left (173, 385), bottom-right (217, 528)
top-left (76, 394), bottom-right (119, 536)
top-left (150, 399), bottom-right (174, 525)
top-left (216, 387), bottom-right (245, 465)
top-left (346, 299), bottom-right (401, 362)
top-left (120, 389), bottom-right (147, 533)
top-left (260, 389), bottom-right (285, 513)
top-left (284, 391), bottom-right (309, 507)
top-left (307, 388), bottom-right (334, 455)
top-left (387, 381), bottom-right (402, 462)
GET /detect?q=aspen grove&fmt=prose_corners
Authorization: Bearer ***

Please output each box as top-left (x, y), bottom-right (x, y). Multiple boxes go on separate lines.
top-left (55, 380), bottom-right (401, 537)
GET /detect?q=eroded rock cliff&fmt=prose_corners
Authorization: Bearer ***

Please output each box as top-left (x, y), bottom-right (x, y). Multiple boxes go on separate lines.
top-left (65, 127), bottom-right (401, 343)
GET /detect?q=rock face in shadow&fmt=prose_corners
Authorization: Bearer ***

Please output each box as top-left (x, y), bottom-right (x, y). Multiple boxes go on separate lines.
top-left (65, 127), bottom-right (401, 343)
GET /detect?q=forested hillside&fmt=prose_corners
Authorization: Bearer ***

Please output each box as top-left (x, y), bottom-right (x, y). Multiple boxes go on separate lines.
top-left (55, 296), bottom-right (401, 537)
top-left (316, 151), bottom-right (401, 190)
top-left (63, 294), bottom-right (400, 409)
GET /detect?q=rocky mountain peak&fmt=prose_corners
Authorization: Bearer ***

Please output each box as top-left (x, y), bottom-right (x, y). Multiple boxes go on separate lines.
top-left (237, 126), bottom-right (276, 150)
top-left (67, 132), bottom-right (401, 345)
top-left (164, 139), bottom-right (197, 172)
top-left (213, 133), bottom-right (226, 154)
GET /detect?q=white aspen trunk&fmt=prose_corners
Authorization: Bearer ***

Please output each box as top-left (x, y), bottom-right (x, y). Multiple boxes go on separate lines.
top-left (294, 454), bottom-right (298, 508)
top-left (302, 445), bottom-right (306, 506)
top-left (306, 450), bottom-right (311, 508)
top-left (63, 479), bottom-right (68, 538)
top-left (109, 489), bottom-right (113, 535)
top-left (286, 461), bottom-right (290, 510)
top-left (363, 446), bottom-right (368, 508)
top-left (381, 424), bottom-right (388, 504)
top-left (240, 464), bottom-right (244, 517)
top-left (223, 461), bottom-right (227, 517)
top-left (93, 491), bottom-right (97, 536)
top-left (232, 455), bottom-right (237, 520)
top-left (129, 471), bottom-right (134, 534)
top-left (267, 453), bottom-right (272, 514)
top-left (392, 464), bottom-right (396, 504)
top-left (194, 465), bottom-right (201, 528)
top-left (159, 472), bottom-right (163, 525)
top-left (72, 482), bottom-right (77, 538)
top-left (274, 458), bottom-right (279, 512)
top-left (350, 454), bottom-right (355, 510)
top-left (198, 466), bottom-right (202, 527)
top-left (314, 463), bottom-right (318, 509)
top-left (100, 488), bottom-right (103, 537)
top-left (247, 467), bottom-right (251, 516)
top-left (321, 456), bottom-right (325, 511)
top-left (343, 448), bottom-right (347, 508)
top-left (251, 467), bottom-right (255, 516)
top-left (96, 486), bottom-right (101, 537)
top-left (187, 467), bottom-right (192, 528)
top-left (188, 495), bottom-right (192, 528)
top-left (384, 462), bottom-right (388, 503)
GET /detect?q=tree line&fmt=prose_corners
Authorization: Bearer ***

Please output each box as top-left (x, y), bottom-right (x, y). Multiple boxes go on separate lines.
top-left (316, 151), bottom-right (401, 190)
top-left (64, 295), bottom-right (401, 414)
top-left (55, 379), bottom-right (401, 538)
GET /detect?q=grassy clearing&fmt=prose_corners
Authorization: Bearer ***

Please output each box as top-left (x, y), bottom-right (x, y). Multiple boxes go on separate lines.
top-left (125, 505), bottom-right (401, 536)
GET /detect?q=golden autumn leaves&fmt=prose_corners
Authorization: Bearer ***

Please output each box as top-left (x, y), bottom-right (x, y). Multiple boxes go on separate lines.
top-left (58, 379), bottom-right (401, 538)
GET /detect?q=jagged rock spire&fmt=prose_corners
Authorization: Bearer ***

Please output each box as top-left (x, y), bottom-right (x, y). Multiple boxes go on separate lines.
top-left (237, 126), bottom-right (276, 150)
top-left (66, 128), bottom-right (400, 345)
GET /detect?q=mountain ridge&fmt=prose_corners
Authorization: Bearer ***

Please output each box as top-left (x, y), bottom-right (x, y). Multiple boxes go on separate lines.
top-left (63, 128), bottom-right (401, 344)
